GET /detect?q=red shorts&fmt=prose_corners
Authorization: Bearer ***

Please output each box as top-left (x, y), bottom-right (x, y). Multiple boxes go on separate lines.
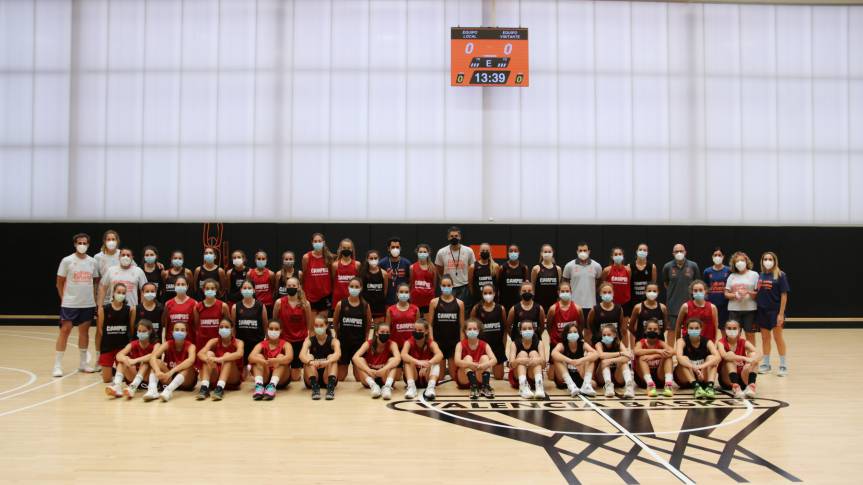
top-left (98, 350), bottom-right (119, 367)
top-left (508, 370), bottom-right (537, 389)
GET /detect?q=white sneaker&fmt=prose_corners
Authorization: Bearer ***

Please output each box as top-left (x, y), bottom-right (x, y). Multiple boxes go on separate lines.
top-left (404, 384), bottom-right (417, 399)
top-left (534, 385), bottom-right (546, 399)
top-left (519, 383), bottom-right (534, 399)
top-left (52, 365), bottom-right (63, 378)
top-left (123, 385), bottom-right (136, 400)
top-left (370, 383), bottom-right (382, 399)
top-left (623, 381), bottom-right (635, 399)
top-left (604, 382), bottom-right (615, 397)
top-left (732, 385), bottom-right (745, 399)
top-left (777, 366), bottom-right (788, 377)
top-left (758, 363), bottom-right (771, 374)
top-left (744, 384), bottom-right (757, 398)
top-left (569, 384), bottom-right (580, 397)
top-left (423, 387), bottom-right (436, 400)
top-left (159, 389), bottom-right (173, 402)
top-left (580, 382), bottom-right (596, 397)
top-left (104, 384), bottom-right (122, 398)
top-left (78, 363), bottom-right (95, 373)
top-left (381, 386), bottom-right (392, 400)
top-left (143, 388), bottom-right (159, 401)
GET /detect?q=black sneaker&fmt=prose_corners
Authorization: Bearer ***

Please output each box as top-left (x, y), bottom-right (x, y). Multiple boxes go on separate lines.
top-left (212, 386), bottom-right (224, 401)
top-left (196, 385), bottom-right (210, 401)
top-left (481, 385), bottom-right (495, 399)
top-left (311, 386), bottom-right (321, 400)
top-left (325, 387), bottom-right (335, 400)
top-left (469, 385), bottom-right (479, 400)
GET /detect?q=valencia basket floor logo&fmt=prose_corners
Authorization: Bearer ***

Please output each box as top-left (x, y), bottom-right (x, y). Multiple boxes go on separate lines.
top-left (388, 391), bottom-right (800, 484)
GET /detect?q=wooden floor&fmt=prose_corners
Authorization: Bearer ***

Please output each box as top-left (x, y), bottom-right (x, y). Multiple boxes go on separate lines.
top-left (0, 326), bottom-right (858, 484)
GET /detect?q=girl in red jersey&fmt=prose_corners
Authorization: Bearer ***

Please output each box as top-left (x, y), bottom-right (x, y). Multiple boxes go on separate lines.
top-left (508, 320), bottom-right (546, 400)
top-left (193, 247), bottom-right (228, 300)
top-left (226, 250), bottom-right (250, 307)
top-left (196, 319), bottom-right (244, 401)
top-left (454, 319), bottom-right (498, 400)
top-left (331, 239), bottom-right (360, 306)
top-left (145, 321), bottom-right (196, 402)
top-left (385, 283), bottom-right (421, 349)
top-left (248, 320), bottom-right (293, 401)
top-left (428, 275), bottom-right (465, 380)
top-left (162, 275), bottom-right (197, 344)
top-left (550, 323), bottom-right (598, 397)
top-left (628, 282), bottom-right (668, 344)
top-left (531, 243), bottom-right (562, 312)
top-left (332, 278), bottom-right (372, 382)
top-left (675, 318), bottom-right (721, 399)
top-left (594, 323), bottom-right (636, 398)
top-left (248, 250), bottom-right (277, 316)
top-left (299, 315), bottom-right (341, 400)
top-left (106, 319), bottom-right (157, 399)
top-left (717, 319), bottom-right (761, 398)
top-left (675, 280), bottom-right (719, 341)
top-left (359, 250), bottom-right (389, 323)
top-left (302, 233), bottom-right (334, 318)
top-left (193, 279), bottom-right (230, 352)
top-left (353, 322), bottom-right (401, 400)
top-left (544, 281), bottom-right (583, 384)
top-left (272, 276), bottom-right (313, 383)
top-left (633, 319), bottom-right (675, 398)
top-left (401, 320), bottom-right (443, 400)
top-left (409, 244), bottom-right (437, 315)
top-left (275, 250), bottom-right (302, 299)
top-left (602, 247), bottom-right (632, 337)
top-left (161, 250), bottom-right (193, 303)
top-left (96, 283), bottom-right (135, 384)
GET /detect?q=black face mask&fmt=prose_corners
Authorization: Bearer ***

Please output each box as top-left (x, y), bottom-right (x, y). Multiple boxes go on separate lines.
top-left (521, 292), bottom-right (534, 301)
top-left (480, 251), bottom-right (490, 259)
top-left (412, 331), bottom-right (425, 340)
top-left (645, 331), bottom-right (660, 340)
top-left (449, 237), bottom-right (460, 245)
top-left (340, 249), bottom-right (352, 257)
top-left (285, 287), bottom-right (298, 296)
top-left (378, 333), bottom-right (390, 343)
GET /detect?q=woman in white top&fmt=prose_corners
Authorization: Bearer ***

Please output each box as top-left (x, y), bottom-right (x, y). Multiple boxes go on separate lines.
top-left (724, 251), bottom-right (759, 346)
top-left (94, 229), bottom-right (122, 303)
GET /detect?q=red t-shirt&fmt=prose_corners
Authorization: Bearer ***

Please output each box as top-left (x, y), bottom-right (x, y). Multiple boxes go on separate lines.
top-left (277, 296), bottom-right (308, 342)
top-left (364, 340), bottom-right (392, 369)
top-left (195, 299), bottom-right (224, 350)
top-left (608, 265), bottom-right (631, 305)
top-left (331, 259), bottom-right (358, 304)
top-left (164, 339), bottom-right (192, 369)
top-left (128, 340), bottom-right (155, 360)
top-left (459, 338), bottom-right (487, 361)
top-left (214, 337), bottom-right (243, 370)
top-left (407, 337), bottom-right (435, 361)
top-left (682, 300), bottom-right (716, 341)
top-left (410, 262), bottom-right (436, 308)
top-left (260, 338), bottom-right (288, 360)
top-left (303, 251), bottom-right (332, 303)
top-left (165, 297), bottom-right (197, 344)
top-left (248, 269), bottom-right (275, 307)
top-left (549, 301), bottom-right (583, 346)
top-left (719, 337), bottom-right (747, 369)
top-left (387, 303), bottom-right (420, 347)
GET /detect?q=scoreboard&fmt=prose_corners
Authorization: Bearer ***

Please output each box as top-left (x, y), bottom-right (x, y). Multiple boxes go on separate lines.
top-left (450, 27), bottom-right (529, 87)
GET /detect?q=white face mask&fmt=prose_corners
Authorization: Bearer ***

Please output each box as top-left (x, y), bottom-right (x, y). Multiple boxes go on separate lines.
top-left (233, 257), bottom-right (244, 266)
top-left (712, 256), bottom-right (723, 265)
top-left (368, 259), bottom-right (379, 268)
top-left (725, 329), bottom-right (739, 338)
top-left (390, 248), bottom-right (400, 258)
top-left (120, 256), bottom-right (132, 267)
top-left (645, 291), bottom-right (658, 301)
top-left (76, 244), bottom-right (89, 254)
top-left (577, 251), bottom-right (589, 261)
top-left (482, 293), bottom-right (494, 303)
top-left (105, 240), bottom-right (118, 251)
top-left (763, 260), bottom-right (774, 270)
top-left (542, 252), bottom-right (553, 261)
top-left (674, 252), bottom-right (685, 261)
top-left (735, 260), bottom-right (747, 271)
top-left (267, 329), bottom-right (281, 340)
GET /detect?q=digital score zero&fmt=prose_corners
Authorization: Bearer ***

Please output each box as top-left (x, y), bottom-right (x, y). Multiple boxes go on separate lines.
top-left (450, 27), bottom-right (529, 87)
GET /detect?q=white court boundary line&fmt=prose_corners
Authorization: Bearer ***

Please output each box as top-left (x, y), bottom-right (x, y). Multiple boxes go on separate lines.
top-left (0, 381), bottom-right (101, 418)
top-left (0, 367), bottom-right (38, 396)
top-left (0, 332), bottom-right (90, 401)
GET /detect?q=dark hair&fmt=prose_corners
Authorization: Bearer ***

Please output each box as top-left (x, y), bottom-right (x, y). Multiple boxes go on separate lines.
top-left (387, 237), bottom-right (401, 247)
top-left (142, 245), bottom-right (159, 257)
top-left (72, 233), bottom-right (90, 244)
top-left (686, 318), bottom-right (703, 328)
top-left (136, 319), bottom-right (156, 343)
top-left (576, 241), bottom-right (589, 249)
top-left (415, 243), bottom-right (431, 254)
top-left (447, 226), bottom-right (461, 235)
top-left (358, 249), bottom-right (381, 281)
top-left (562, 322), bottom-right (579, 337)
top-left (712, 247), bottom-right (724, 255)
top-left (142, 282), bottom-right (158, 292)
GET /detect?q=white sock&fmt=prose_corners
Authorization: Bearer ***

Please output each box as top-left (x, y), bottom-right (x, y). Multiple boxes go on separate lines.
top-left (407, 379), bottom-right (415, 388)
top-left (644, 373), bottom-right (655, 386)
top-left (584, 371), bottom-right (593, 384)
top-left (602, 367), bottom-right (612, 383)
top-left (148, 372), bottom-right (158, 389)
top-left (563, 372), bottom-right (576, 389)
top-left (130, 374), bottom-right (143, 388)
top-left (622, 367), bottom-right (633, 385)
top-left (79, 349), bottom-right (88, 365)
top-left (269, 375), bottom-right (280, 386)
top-left (255, 375), bottom-right (263, 385)
top-left (216, 380), bottom-right (226, 389)
top-left (664, 373), bottom-right (673, 384)
top-left (94, 351), bottom-right (100, 363)
top-left (518, 374), bottom-right (527, 386)
top-left (427, 379), bottom-right (436, 390)
top-left (166, 374), bottom-right (184, 392)
top-left (112, 372), bottom-right (124, 385)
top-left (54, 351), bottom-right (64, 367)
top-left (200, 379), bottom-right (210, 389)
top-left (384, 377), bottom-right (394, 388)
top-left (431, 364), bottom-right (440, 377)
top-left (365, 377), bottom-right (376, 388)
top-left (534, 372), bottom-right (543, 387)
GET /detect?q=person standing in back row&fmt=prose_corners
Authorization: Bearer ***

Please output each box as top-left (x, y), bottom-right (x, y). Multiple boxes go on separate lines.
top-left (662, 244), bottom-right (699, 344)
top-left (435, 226), bottom-right (476, 306)
top-left (498, 244), bottom-right (529, 311)
top-left (562, 242), bottom-right (603, 324)
top-left (302, 233), bottom-right (333, 318)
top-left (380, 237), bottom-right (411, 306)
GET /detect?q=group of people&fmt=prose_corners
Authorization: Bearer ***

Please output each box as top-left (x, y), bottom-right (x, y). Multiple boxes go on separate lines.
top-left (54, 227), bottom-right (790, 402)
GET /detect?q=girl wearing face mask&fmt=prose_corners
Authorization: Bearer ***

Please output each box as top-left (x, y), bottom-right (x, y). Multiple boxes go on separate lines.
top-left (359, 250), bottom-right (389, 323)
top-left (629, 282), bottom-right (668, 344)
top-left (454, 319), bottom-right (497, 400)
top-left (97, 283), bottom-right (134, 385)
top-left (756, 252), bottom-right (790, 376)
top-left (272, 276), bottom-right (313, 383)
top-left (385, 283), bottom-right (421, 349)
top-left (469, 284), bottom-right (507, 379)
top-left (550, 323), bottom-right (598, 397)
top-left (97, 248), bottom-right (147, 309)
top-left (107, 319), bottom-right (157, 399)
top-left (409, 243), bottom-right (437, 315)
top-left (545, 282), bottom-right (583, 384)
top-left (602, 247), bottom-right (632, 332)
top-left (586, 283), bottom-right (625, 345)
top-left (401, 320), bottom-right (444, 400)
top-left (471, 242), bottom-right (499, 303)
top-left (136, 282), bottom-right (164, 343)
top-left (193, 279), bottom-right (230, 355)
top-left (331, 239), bottom-right (360, 306)
top-left (531, 244), bottom-right (562, 312)
top-left (353, 322), bottom-right (401, 400)
top-left (193, 247), bottom-right (227, 300)
top-left (674, 318), bottom-right (720, 399)
top-left (633, 319), bottom-right (675, 397)
top-left (196, 319), bottom-right (243, 401)
top-left (302, 233), bottom-right (335, 318)
top-left (248, 250), bottom-right (277, 317)
top-left (724, 251), bottom-right (759, 346)
top-left (227, 250), bottom-right (250, 306)
top-left (141, 246), bottom-right (164, 299)
top-left (231, 280), bottom-right (269, 367)
top-left (299, 314), bottom-right (341, 400)
top-left (163, 275), bottom-right (197, 345)
top-left (428, 275), bottom-right (465, 380)
top-left (248, 320), bottom-right (292, 401)
top-left (95, 229), bottom-right (122, 292)
top-left (332, 278), bottom-right (372, 382)
top-left (146, 321), bottom-right (197, 402)
top-left (275, 250), bottom-right (302, 298)
top-left (704, 249), bottom-right (731, 329)
top-left (628, 243), bottom-right (657, 312)
top-left (498, 244), bottom-right (529, 311)
top-left (508, 320), bottom-right (546, 399)
top-left (505, 281), bottom-right (546, 345)
top-left (718, 319), bottom-right (761, 398)
top-left (162, 250), bottom-right (193, 303)
top-left (594, 324), bottom-right (635, 398)
top-left (675, 280), bottom-right (719, 342)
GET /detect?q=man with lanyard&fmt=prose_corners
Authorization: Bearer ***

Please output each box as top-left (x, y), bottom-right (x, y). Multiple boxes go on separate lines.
top-left (379, 236), bottom-right (412, 305)
top-left (434, 226), bottom-right (476, 306)
top-left (662, 243), bottom-right (700, 343)
top-left (562, 242), bottom-right (603, 323)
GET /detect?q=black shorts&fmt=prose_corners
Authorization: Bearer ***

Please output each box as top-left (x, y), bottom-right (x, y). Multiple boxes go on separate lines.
top-left (289, 341), bottom-right (303, 369)
top-left (305, 368), bottom-right (336, 387)
top-left (729, 310), bottom-right (757, 333)
top-left (59, 306), bottom-right (96, 325)
top-left (239, 337), bottom-right (257, 361)
top-left (339, 340), bottom-right (363, 365)
top-left (438, 339), bottom-right (458, 359)
top-left (310, 297), bottom-right (330, 312)
top-left (490, 343), bottom-right (507, 364)
top-left (622, 301), bottom-right (635, 318)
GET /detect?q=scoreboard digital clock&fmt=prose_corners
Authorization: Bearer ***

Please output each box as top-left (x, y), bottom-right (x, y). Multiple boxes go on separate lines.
top-left (451, 27), bottom-right (528, 87)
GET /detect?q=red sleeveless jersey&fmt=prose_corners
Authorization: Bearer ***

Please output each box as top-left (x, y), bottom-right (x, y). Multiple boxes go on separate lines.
top-left (459, 338), bottom-right (487, 361)
top-left (164, 339), bottom-right (192, 368)
top-left (165, 297), bottom-right (197, 344)
top-left (303, 251), bottom-right (332, 303)
top-left (407, 337), bottom-right (435, 361)
top-left (549, 301), bottom-right (582, 346)
top-left (195, 299), bottom-right (223, 349)
top-left (364, 340), bottom-right (392, 369)
top-left (260, 338), bottom-right (288, 360)
top-left (128, 340), bottom-right (155, 360)
top-left (719, 337), bottom-right (747, 369)
top-left (387, 303), bottom-right (420, 347)
top-left (331, 259), bottom-right (358, 304)
top-left (248, 269), bottom-right (274, 306)
top-left (682, 300), bottom-right (716, 341)
top-left (277, 296), bottom-right (308, 342)
top-left (608, 265), bottom-right (631, 304)
top-left (214, 337), bottom-right (243, 370)
top-left (410, 262), bottom-right (436, 308)
top-left (639, 338), bottom-right (665, 350)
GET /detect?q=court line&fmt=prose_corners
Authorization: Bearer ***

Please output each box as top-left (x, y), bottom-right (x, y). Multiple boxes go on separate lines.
top-left (0, 332), bottom-right (91, 401)
top-left (578, 394), bottom-right (695, 485)
top-left (0, 367), bottom-right (38, 396)
top-left (0, 381), bottom-right (101, 418)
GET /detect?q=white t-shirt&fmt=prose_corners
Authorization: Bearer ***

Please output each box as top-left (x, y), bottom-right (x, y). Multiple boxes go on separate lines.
top-left (94, 250), bottom-right (120, 284)
top-left (434, 245), bottom-right (476, 287)
top-left (726, 270), bottom-right (759, 312)
top-left (57, 254), bottom-right (99, 308)
top-left (562, 259), bottom-right (603, 308)
top-left (100, 265), bottom-right (148, 306)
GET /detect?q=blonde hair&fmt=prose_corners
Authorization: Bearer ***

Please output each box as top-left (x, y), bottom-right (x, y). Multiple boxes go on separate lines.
top-left (537, 243), bottom-right (556, 265)
top-left (285, 276), bottom-right (307, 305)
top-left (760, 251), bottom-right (782, 279)
top-left (478, 243), bottom-right (499, 275)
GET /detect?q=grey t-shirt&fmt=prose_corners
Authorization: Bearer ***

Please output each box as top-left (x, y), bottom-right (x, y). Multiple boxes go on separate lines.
top-left (434, 245), bottom-right (476, 287)
top-left (562, 259), bottom-right (603, 308)
top-left (662, 259), bottom-right (700, 315)
top-left (100, 265), bottom-right (148, 306)
top-left (57, 254), bottom-right (99, 308)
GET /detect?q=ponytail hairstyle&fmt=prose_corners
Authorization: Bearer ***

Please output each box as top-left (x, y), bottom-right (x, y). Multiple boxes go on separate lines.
top-left (358, 249), bottom-right (381, 281)
top-left (100, 229), bottom-right (120, 252)
top-left (537, 243), bottom-right (555, 265)
top-left (760, 251), bottom-right (782, 279)
top-left (311, 232), bottom-right (335, 266)
top-left (285, 276), bottom-right (306, 305)
top-left (337, 238), bottom-right (356, 261)
top-left (136, 319), bottom-right (156, 343)
top-left (478, 242), bottom-right (499, 275)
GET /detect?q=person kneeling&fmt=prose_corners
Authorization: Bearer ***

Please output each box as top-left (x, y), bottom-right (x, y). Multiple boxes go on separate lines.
top-left (300, 315), bottom-right (341, 400)
top-left (401, 320), bottom-right (444, 400)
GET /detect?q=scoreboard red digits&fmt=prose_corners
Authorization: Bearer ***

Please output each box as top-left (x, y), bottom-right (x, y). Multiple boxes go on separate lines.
top-left (450, 27), bottom-right (529, 87)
